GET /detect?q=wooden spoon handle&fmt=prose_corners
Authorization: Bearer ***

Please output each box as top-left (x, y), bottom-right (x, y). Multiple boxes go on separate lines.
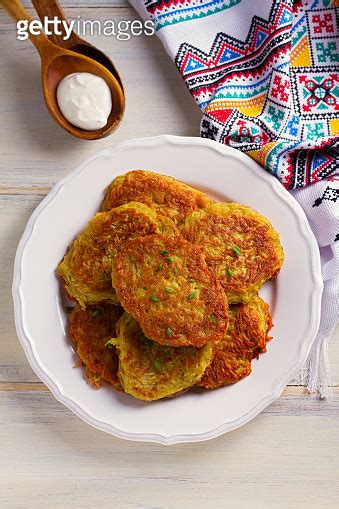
top-left (31, 0), bottom-right (81, 49)
top-left (2, 0), bottom-right (52, 55)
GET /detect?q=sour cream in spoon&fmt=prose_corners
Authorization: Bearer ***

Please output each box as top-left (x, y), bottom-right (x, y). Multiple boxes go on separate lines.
top-left (56, 72), bottom-right (112, 131)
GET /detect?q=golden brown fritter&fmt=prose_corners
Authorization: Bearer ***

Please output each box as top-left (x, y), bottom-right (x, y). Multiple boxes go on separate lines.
top-left (108, 313), bottom-right (212, 401)
top-left (198, 295), bottom-right (273, 389)
top-left (102, 170), bottom-right (213, 224)
top-left (57, 202), bottom-right (176, 309)
top-left (69, 303), bottom-right (124, 389)
top-left (112, 234), bottom-right (229, 347)
top-left (180, 202), bottom-right (284, 303)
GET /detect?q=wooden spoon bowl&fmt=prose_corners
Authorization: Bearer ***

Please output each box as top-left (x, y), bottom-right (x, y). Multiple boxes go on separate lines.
top-left (43, 51), bottom-right (125, 140)
top-left (69, 44), bottom-right (124, 89)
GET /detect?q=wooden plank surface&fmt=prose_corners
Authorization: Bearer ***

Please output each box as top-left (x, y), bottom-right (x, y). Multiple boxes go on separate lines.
top-left (0, 388), bottom-right (338, 509)
top-left (0, 3), bottom-right (338, 508)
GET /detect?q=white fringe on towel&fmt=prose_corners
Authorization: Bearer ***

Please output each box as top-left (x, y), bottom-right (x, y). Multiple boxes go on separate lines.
top-left (292, 177), bottom-right (339, 398)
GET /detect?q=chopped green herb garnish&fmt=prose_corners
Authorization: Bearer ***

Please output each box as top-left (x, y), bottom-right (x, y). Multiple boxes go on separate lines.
top-left (106, 343), bottom-right (114, 349)
top-left (160, 250), bottom-right (169, 255)
top-left (154, 360), bottom-right (161, 371)
top-left (166, 327), bottom-right (172, 337)
top-left (150, 295), bottom-right (160, 302)
top-left (92, 309), bottom-right (102, 318)
top-left (157, 263), bottom-right (163, 272)
top-left (173, 266), bottom-right (178, 275)
top-left (164, 287), bottom-right (173, 293)
top-left (227, 268), bottom-right (233, 277)
top-left (209, 314), bottom-right (217, 324)
top-left (167, 256), bottom-right (174, 263)
top-left (188, 290), bottom-right (197, 301)
top-left (189, 279), bottom-right (195, 284)
top-left (231, 244), bottom-right (241, 256)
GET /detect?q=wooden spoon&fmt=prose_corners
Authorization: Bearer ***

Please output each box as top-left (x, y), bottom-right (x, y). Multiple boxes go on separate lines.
top-left (31, 0), bottom-right (124, 90)
top-left (1, 0), bottom-right (125, 140)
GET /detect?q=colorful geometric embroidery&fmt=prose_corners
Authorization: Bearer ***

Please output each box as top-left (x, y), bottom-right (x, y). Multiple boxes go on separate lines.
top-left (312, 39), bottom-right (339, 64)
top-left (313, 185), bottom-right (339, 206)
top-left (270, 74), bottom-right (290, 103)
top-left (144, 0), bottom-right (339, 189)
top-left (304, 121), bottom-right (327, 139)
top-left (307, 8), bottom-right (338, 38)
top-left (311, 13), bottom-right (336, 35)
top-left (145, 0), bottom-right (241, 31)
top-left (262, 103), bottom-right (289, 134)
top-left (291, 69), bottom-right (339, 117)
top-left (283, 114), bottom-right (301, 139)
top-left (175, 2), bottom-right (293, 107)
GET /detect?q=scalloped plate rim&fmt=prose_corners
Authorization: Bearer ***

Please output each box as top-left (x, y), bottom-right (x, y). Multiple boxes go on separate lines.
top-left (12, 135), bottom-right (323, 445)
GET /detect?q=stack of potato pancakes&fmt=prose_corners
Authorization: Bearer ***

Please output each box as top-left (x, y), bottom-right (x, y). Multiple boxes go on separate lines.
top-left (57, 170), bottom-right (284, 401)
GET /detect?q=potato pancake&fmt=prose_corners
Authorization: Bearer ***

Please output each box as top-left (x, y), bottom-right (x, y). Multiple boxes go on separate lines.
top-left (180, 202), bottom-right (284, 303)
top-left (57, 202), bottom-right (176, 309)
top-left (108, 313), bottom-right (212, 400)
top-left (102, 170), bottom-right (212, 224)
top-left (69, 303), bottom-right (124, 389)
top-left (198, 295), bottom-right (273, 389)
top-left (112, 234), bottom-right (229, 347)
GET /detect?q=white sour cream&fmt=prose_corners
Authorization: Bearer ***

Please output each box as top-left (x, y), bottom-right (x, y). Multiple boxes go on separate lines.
top-left (56, 72), bottom-right (112, 131)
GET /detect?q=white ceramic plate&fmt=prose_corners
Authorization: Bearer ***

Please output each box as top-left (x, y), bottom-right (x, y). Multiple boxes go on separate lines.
top-left (13, 135), bottom-right (322, 444)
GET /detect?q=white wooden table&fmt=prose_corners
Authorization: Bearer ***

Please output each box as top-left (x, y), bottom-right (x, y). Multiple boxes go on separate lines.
top-left (1, 2), bottom-right (338, 508)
